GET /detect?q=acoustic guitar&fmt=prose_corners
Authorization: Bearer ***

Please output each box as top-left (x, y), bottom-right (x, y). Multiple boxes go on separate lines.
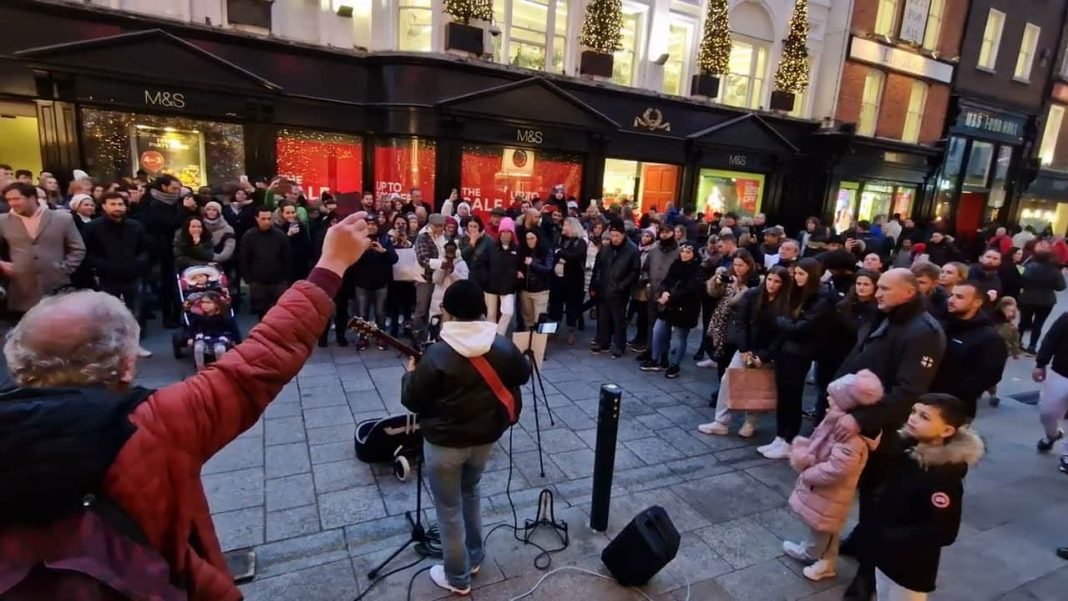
top-left (347, 318), bottom-right (422, 360)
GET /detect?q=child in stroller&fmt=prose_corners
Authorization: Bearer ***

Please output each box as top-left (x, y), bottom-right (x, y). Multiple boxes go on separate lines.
top-left (173, 266), bottom-right (241, 369)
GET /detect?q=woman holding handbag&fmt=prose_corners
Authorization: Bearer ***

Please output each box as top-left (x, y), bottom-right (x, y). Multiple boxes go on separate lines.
top-left (759, 258), bottom-right (833, 459)
top-left (704, 250), bottom-right (760, 395)
top-left (642, 240), bottom-right (702, 378)
top-left (699, 265), bottom-right (790, 438)
top-left (548, 217), bottom-right (588, 345)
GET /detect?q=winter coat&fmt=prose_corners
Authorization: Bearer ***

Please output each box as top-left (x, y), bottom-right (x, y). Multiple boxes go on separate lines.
top-left (591, 239), bottom-right (640, 300)
top-left (929, 314), bottom-right (1008, 418)
top-left (70, 217), bottom-right (99, 290)
top-left (279, 223), bottom-right (312, 283)
top-left (731, 286), bottom-right (782, 363)
top-left (83, 216), bottom-right (150, 285)
top-left (837, 295), bottom-right (946, 448)
top-left (554, 236), bottom-right (588, 287)
top-left (1037, 313), bottom-right (1068, 378)
top-left (202, 216), bottom-right (236, 264)
top-left (0, 209), bottom-right (86, 311)
top-left (188, 312), bottom-right (242, 341)
top-left (774, 291), bottom-right (833, 359)
top-left (656, 257), bottom-right (702, 329)
top-left (825, 296), bottom-right (878, 366)
top-left (414, 230), bottom-right (445, 283)
top-left (643, 242), bottom-right (680, 293)
top-left (173, 233), bottom-right (216, 272)
top-left (401, 320), bottom-right (530, 447)
top-left (0, 278), bottom-right (337, 601)
top-left (223, 202), bottom-right (258, 249)
top-left (788, 410), bottom-right (880, 533)
top-left (352, 235), bottom-right (399, 290)
top-left (460, 234), bottom-right (495, 283)
top-left (874, 428), bottom-right (984, 593)
top-left (139, 196), bottom-right (184, 262)
top-left (520, 236), bottom-right (554, 293)
top-left (1018, 257), bottom-right (1066, 308)
top-left (925, 240), bottom-right (959, 266)
top-left (998, 261), bottom-right (1023, 301)
top-left (239, 227), bottom-right (291, 285)
top-left (477, 241), bottom-right (521, 296)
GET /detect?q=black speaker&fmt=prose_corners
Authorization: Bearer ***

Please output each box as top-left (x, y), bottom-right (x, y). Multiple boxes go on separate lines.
top-left (601, 506), bottom-right (680, 587)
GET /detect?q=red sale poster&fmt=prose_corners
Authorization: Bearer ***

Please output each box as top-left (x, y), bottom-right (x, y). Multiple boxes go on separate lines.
top-left (459, 144), bottom-right (583, 217)
top-left (374, 138), bottom-right (437, 207)
top-left (734, 178), bottom-right (762, 215)
top-left (276, 129), bottom-right (362, 199)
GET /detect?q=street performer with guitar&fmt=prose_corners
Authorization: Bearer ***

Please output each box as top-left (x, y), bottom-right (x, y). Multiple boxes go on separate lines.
top-left (400, 279), bottom-right (529, 596)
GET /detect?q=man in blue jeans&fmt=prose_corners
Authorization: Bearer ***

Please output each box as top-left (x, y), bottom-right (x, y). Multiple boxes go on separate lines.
top-left (401, 279), bottom-right (529, 595)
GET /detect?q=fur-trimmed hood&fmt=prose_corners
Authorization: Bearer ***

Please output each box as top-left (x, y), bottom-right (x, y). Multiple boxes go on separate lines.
top-left (900, 426), bottom-right (985, 469)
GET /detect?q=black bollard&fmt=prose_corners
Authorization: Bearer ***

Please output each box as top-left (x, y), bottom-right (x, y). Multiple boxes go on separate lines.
top-left (589, 383), bottom-right (622, 532)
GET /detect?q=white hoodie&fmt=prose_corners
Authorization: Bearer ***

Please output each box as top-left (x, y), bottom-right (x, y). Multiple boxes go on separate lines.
top-left (440, 320), bottom-right (497, 358)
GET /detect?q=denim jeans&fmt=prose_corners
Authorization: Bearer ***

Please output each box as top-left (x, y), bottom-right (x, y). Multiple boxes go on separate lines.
top-left (424, 441), bottom-right (495, 589)
top-left (650, 319), bottom-right (690, 368)
top-left (355, 287), bottom-right (388, 329)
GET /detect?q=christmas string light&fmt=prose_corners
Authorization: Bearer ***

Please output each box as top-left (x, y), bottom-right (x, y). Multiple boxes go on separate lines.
top-left (443, 0), bottom-right (493, 23)
top-left (579, 0), bottom-right (624, 54)
top-left (697, 0), bottom-right (731, 75)
top-left (774, 0), bottom-right (811, 94)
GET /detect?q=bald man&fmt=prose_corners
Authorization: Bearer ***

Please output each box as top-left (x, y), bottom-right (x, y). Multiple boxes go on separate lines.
top-left (833, 268), bottom-right (947, 601)
top-left (0, 213), bottom-right (372, 600)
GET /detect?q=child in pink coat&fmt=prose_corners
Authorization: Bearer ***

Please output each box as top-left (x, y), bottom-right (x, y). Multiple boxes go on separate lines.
top-left (782, 369), bottom-right (883, 582)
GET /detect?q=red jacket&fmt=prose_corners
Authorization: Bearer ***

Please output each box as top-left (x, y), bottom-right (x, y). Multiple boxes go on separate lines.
top-left (103, 277), bottom-right (335, 600)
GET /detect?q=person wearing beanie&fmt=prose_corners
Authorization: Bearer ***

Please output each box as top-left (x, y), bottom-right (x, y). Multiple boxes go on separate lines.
top-left (476, 217), bottom-right (520, 335)
top-left (590, 217), bottom-right (640, 357)
top-left (635, 223), bottom-right (680, 360)
top-left (781, 369), bottom-right (884, 582)
top-left (401, 279), bottom-right (530, 596)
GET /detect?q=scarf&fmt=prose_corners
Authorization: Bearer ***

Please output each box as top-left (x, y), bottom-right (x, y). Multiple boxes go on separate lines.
top-left (149, 188), bottom-right (179, 205)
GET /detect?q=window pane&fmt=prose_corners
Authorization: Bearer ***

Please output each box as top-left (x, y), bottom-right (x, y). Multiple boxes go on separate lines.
top-left (277, 129), bottom-right (362, 200)
top-left (552, 0), bottom-right (568, 72)
top-left (663, 22), bottom-right (692, 95)
top-left (510, 0), bottom-right (549, 71)
top-left (1040, 105), bottom-right (1065, 166)
top-left (902, 81), bottom-right (927, 143)
top-left (965, 141), bottom-right (994, 187)
top-left (978, 10), bottom-right (1004, 69)
top-left (858, 70), bottom-right (885, 136)
top-left (874, 0), bottom-right (899, 36)
top-left (1014, 24), bottom-right (1040, 80)
top-left (398, 0), bottom-right (432, 52)
top-left (923, 0), bottom-right (944, 49)
top-left (612, 12), bottom-right (641, 86)
top-left (374, 138), bottom-right (437, 208)
top-left (696, 169), bottom-right (765, 217)
top-left (460, 144), bottom-right (583, 214)
top-left (721, 40), bottom-right (768, 108)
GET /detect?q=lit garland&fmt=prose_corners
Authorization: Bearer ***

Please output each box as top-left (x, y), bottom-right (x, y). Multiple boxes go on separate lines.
top-left (774, 0), bottom-right (811, 94)
top-left (697, 0), bottom-right (731, 75)
top-left (443, 0), bottom-right (493, 24)
top-left (579, 0), bottom-right (624, 54)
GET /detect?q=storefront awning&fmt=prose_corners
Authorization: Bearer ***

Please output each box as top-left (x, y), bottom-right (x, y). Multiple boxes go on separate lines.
top-left (437, 77), bottom-right (619, 132)
top-left (687, 113), bottom-right (798, 156)
top-left (1025, 170), bottom-right (1068, 202)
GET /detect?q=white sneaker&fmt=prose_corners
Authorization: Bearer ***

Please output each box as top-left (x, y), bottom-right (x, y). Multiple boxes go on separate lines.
top-left (696, 358), bottom-right (717, 368)
top-left (782, 541), bottom-right (816, 564)
top-left (761, 438), bottom-right (791, 459)
top-left (137, 346), bottom-right (153, 358)
top-left (429, 565), bottom-right (471, 595)
top-left (802, 560), bottom-right (837, 582)
top-left (738, 421), bottom-right (756, 438)
top-left (470, 564), bottom-right (479, 575)
top-left (698, 421), bottom-right (729, 435)
top-left (756, 439), bottom-right (778, 454)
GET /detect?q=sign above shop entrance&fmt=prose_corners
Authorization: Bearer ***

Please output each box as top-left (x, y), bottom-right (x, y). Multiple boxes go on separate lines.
top-left (951, 105), bottom-right (1027, 144)
top-left (849, 36), bottom-right (953, 83)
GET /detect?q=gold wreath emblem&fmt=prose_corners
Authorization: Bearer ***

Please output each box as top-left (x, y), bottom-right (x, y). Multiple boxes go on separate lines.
top-left (634, 108), bottom-right (671, 132)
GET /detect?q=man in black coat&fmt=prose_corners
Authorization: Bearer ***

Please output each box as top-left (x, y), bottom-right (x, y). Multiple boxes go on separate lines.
top-left (401, 280), bottom-right (529, 596)
top-left (83, 191), bottom-right (151, 357)
top-left (967, 249), bottom-right (1003, 304)
top-left (240, 207), bottom-right (292, 318)
top-left (833, 267), bottom-right (947, 601)
top-left (590, 219), bottom-right (640, 358)
top-left (929, 281), bottom-right (1008, 418)
top-left (139, 174), bottom-right (186, 328)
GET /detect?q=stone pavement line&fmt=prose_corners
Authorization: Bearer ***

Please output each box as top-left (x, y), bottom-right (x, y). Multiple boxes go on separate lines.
top-left (174, 321), bottom-right (1068, 601)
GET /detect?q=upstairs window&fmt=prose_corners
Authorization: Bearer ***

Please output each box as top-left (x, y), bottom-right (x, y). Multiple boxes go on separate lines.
top-left (227, 0), bottom-right (272, 30)
top-left (874, 0), bottom-right (899, 37)
top-left (398, 0), bottom-right (432, 52)
top-left (858, 69), bottom-right (885, 136)
top-left (978, 9), bottom-right (1005, 71)
top-left (902, 81), bottom-right (928, 143)
top-left (1039, 105), bottom-right (1065, 166)
top-left (721, 38), bottom-right (768, 109)
top-left (1014, 23), bottom-right (1041, 81)
top-left (923, 0), bottom-right (945, 50)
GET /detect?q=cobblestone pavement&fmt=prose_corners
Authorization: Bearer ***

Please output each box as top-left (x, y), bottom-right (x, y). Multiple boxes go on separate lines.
top-left (125, 300), bottom-right (1068, 601)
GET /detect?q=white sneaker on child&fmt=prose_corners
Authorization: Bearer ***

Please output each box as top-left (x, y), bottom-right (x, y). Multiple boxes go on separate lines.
top-left (782, 541), bottom-right (816, 564)
top-left (761, 437), bottom-right (791, 459)
top-left (802, 560), bottom-right (837, 582)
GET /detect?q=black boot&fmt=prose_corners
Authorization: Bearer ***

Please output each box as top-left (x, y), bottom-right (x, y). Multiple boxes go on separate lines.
top-left (843, 568), bottom-right (875, 601)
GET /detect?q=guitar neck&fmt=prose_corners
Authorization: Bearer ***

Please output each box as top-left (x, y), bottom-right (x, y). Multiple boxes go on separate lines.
top-left (347, 318), bottom-right (422, 359)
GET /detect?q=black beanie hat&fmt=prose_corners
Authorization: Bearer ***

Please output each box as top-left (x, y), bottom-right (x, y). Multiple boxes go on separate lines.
top-left (608, 218), bottom-right (626, 234)
top-left (442, 280), bottom-right (487, 321)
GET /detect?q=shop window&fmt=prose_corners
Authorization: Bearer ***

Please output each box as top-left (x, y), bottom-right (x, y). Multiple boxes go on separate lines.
top-left (873, 0), bottom-right (899, 37)
top-left (0, 105), bottom-right (42, 177)
top-left (1039, 105), bottom-right (1065, 166)
top-left (663, 20), bottom-right (695, 96)
top-left (891, 186), bottom-right (914, 218)
top-left (276, 129), bottom-right (362, 201)
top-left (227, 0), bottom-right (272, 30)
top-left (858, 69), bottom-right (885, 137)
top-left (858, 183), bottom-right (894, 223)
top-left (374, 137), bottom-right (437, 205)
top-left (459, 144), bottom-right (583, 215)
top-left (398, 0), bottom-right (432, 52)
top-left (1014, 24), bottom-right (1041, 82)
top-left (612, 10), bottom-right (644, 87)
top-left (552, 0), bottom-right (568, 73)
top-left (923, 0), bottom-right (944, 50)
top-left (80, 108), bottom-right (244, 187)
top-left (508, 0), bottom-right (550, 70)
top-left (789, 90), bottom-right (807, 118)
top-left (695, 169), bottom-right (765, 217)
top-left (988, 145), bottom-right (1013, 208)
top-left (834, 182), bottom-right (859, 233)
top-left (965, 141), bottom-right (994, 188)
top-left (902, 81), bottom-right (928, 144)
top-left (721, 39), bottom-right (768, 110)
top-left (978, 9), bottom-right (1005, 71)
top-left (602, 159), bottom-right (680, 214)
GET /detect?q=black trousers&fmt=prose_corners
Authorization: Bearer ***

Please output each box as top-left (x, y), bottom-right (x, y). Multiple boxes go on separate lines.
top-left (548, 278), bottom-right (584, 328)
top-left (845, 449), bottom-right (892, 599)
top-left (1020, 305), bottom-right (1054, 349)
top-left (813, 351), bottom-right (848, 423)
top-left (319, 288), bottom-right (351, 343)
top-left (628, 299), bottom-right (649, 345)
top-left (157, 255), bottom-right (180, 322)
top-left (387, 281), bottom-right (415, 337)
top-left (100, 280), bottom-right (145, 332)
top-left (694, 296), bottom-right (717, 358)
top-left (596, 296), bottom-right (628, 353)
top-left (774, 353), bottom-right (811, 442)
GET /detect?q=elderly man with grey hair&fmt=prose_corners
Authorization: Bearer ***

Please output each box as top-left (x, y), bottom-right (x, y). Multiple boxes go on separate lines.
top-left (0, 212), bottom-right (372, 600)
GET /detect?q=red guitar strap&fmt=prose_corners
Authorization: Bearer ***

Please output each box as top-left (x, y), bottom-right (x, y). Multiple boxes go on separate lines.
top-left (467, 355), bottom-right (518, 424)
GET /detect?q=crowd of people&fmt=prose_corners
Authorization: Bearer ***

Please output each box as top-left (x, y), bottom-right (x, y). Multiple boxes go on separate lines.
top-left (2, 161), bottom-right (1068, 599)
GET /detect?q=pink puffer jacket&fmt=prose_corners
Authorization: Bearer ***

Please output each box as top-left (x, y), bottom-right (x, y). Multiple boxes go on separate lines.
top-left (788, 410), bottom-right (880, 533)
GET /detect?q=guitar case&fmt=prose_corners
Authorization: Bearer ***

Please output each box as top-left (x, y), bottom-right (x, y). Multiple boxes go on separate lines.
top-left (353, 413), bottom-right (422, 481)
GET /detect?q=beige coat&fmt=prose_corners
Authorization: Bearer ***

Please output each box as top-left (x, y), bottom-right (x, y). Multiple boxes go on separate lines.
top-left (0, 208), bottom-right (86, 311)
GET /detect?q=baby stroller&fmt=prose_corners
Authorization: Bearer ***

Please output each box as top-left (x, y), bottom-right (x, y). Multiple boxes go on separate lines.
top-left (354, 413), bottom-right (422, 481)
top-left (171, 265), bottom-right (239, 367)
